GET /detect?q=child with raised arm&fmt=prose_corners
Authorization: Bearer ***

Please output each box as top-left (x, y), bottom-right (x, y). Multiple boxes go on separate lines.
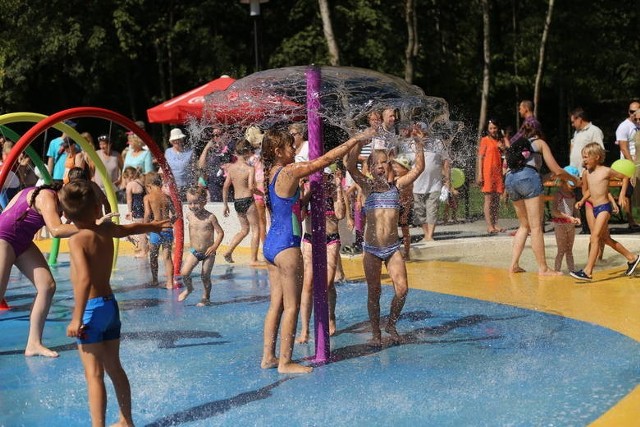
top-left (346, 127), bottom-right (425, 345)
top-left (222, 139), bottom-right (262, 265)
top-left (144, 172), bottom-right (176, 288)
top-left (261, 127), bottom-right (374, 374)
top-left (59, 180), bottom-right (170, 427)
top-left (178, 186), bottom-right (224, 306)
top-left (570, 143), bottom-right (640, 281)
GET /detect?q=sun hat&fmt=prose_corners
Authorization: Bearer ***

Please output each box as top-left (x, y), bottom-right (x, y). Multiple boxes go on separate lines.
top-left (392, 156), bottom-right (412, 170)
top-left (169, 128), bottom-right (186, 142)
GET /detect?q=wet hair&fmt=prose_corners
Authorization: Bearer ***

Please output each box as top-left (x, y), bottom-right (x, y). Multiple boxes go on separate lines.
top-left (58, 180), bottom-right (98, 222)
top-left (67, 167), bottom-right (88, 181)
top-left (261, 129), bottom-right (294, 212)
top-left (187, 186), bottom-right (208, 203)
top-left (235, 139), bottom-right (252, 156)
top-left (366, 149), bottom-right (389, 171)
top-left (144, 171), bottom-right (163, 187)
top-left (582, 142), bottom-right (605, 164)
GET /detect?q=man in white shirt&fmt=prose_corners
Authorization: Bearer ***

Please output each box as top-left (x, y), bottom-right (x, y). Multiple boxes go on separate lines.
top-left (615, 101), bottom-right (640, 229)
top-left (568, 107), bottom-right (604, 233)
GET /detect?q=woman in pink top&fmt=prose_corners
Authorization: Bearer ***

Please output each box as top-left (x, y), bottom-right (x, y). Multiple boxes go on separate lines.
top-left (0, 184), bottom-right (79, 357)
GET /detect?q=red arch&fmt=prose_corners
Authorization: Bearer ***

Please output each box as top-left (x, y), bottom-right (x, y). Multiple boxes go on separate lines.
top-left (0, 107), bottom-right (184, 281)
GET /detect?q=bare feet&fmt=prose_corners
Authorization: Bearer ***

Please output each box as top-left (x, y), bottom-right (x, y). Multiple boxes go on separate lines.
top-left (509, 266), bottom-right (526, 273)
top-left (196, 298), bottom-right (211, 307)
top-left (178, 288), bottom-right (192, 302)
top-left (164, 282), bottom-right (174, 290)
top-left (224, 253), bottom-right (234, 263)
top-left (278, 362), bottom-right (313, 374)
top-left (417, 237), bottom-right (434, 243)
top-left (385, 324), bottom-right (402, 343)
top-left (25, 344), bottom-right (59, 358)
top-left (109, 418), bottom-right (134, 427)
top-left (261, 356), bottom-right (279, 369)
top-left (295, 332), bottom-right (309, 344)
top-left (538, 268), bottom-right (563, 276)
top-left (368, 331), bottom-right (382, 347)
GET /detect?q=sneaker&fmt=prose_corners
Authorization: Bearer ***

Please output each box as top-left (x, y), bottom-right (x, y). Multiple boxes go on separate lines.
top-left (625, 256), bottom-right (640, 276)
top-left (569, 269), bottom-right (592, 281)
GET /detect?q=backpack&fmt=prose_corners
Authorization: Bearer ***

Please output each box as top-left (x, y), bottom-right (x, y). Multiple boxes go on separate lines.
top-left (505, 137), bottom-right (534, 171)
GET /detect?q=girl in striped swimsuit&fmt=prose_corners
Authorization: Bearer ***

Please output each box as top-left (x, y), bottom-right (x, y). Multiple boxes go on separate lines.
top-left (346, 128), bottom-right (425, 346)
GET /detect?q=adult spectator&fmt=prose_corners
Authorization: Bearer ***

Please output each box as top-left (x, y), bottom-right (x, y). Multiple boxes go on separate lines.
top-left (165, 128), bottom-right (195, 200)
top-left (510, 100), bottom-right (542, 143)
top-left (477, 119), bottom-right (507, 233)
top-left (506, 122), bottom-right (572, 275)
top-left (290, 123), bottom-right (308, 162)
top-left (122, 134), bottom-right (154, 174)
top-left (46, 120), bottom-right (79, 184)
top-left (198, 128), bottom-right (227, 201)
top-left (413, 131), bottom-right (451, 242)
top-left (89, 134), bottom-right (123, 194)
top-left (616, 101), bottom-right (640, 229)
top-left (568, 107), bottom-right (605, 232)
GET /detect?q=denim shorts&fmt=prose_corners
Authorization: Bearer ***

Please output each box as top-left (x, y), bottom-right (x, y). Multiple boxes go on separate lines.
top-left (505, 167), bottom-right (543, 201)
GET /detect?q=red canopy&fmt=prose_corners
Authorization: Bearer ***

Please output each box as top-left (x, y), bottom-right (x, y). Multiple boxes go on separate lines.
top-left (146, 75), bottom-right (236, 124)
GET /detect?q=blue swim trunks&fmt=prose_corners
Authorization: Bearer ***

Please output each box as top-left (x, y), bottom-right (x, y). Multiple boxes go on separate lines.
top-left (592, 202), bottom-right (612, 219)
top-left (190, 247), bottom-right (211, 262)
top-left (77, 295), bottom-right (121, 345)
top-left (149, 229), bottom-right (174, 246)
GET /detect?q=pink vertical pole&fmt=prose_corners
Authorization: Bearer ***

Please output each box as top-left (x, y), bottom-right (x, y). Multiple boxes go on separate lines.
top-left (306, 65), bottom-right (330, 363)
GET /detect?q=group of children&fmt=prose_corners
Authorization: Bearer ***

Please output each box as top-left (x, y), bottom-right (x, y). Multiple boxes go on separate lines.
top-left (25, 120), bottom-right (640, 425)
top-left (550, 142), bottom-right (640, 280)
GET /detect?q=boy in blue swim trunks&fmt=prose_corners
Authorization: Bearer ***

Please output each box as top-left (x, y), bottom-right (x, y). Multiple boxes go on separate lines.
top-left (178, 186), bottom-right (224, 306)
top-left (59, 180), bottom-right (170, 427)
top-left (144, 172), bottom-right (176, 288)
top-left (571, 143), bottom-right (640, 281)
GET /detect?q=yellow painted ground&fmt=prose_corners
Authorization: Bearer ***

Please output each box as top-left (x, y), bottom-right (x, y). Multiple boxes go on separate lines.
top-left (340, 256), bottom-right (640, 426)
top-left (38, 238), bottom-right (639, 425)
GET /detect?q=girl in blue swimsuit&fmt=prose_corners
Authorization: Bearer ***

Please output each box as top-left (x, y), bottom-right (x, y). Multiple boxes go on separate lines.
top-left (345, 125), bottom-right (425, 346)
top-left (260, 128), bottom-right (375, 374)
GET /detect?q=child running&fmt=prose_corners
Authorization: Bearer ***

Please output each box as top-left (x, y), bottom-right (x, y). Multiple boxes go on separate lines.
top-left (297, 164), bottom-right (346, 343)
top-left (261, 127), bottom-right (375, 374)
top-left (59, 179), bottom-right (170, 427)
top-left (570, 143), bottom-right (640, 280)
top-left (346, 127), bottom-right (425, 345)
top-left (144, 172), bottom-right (176, 288)
top-left (178, 186), bottom-right (224, 306)
top-left (222, 139), bottom-right (262, 265)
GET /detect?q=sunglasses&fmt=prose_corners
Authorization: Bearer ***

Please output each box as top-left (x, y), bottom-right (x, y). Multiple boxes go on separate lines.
top-left (630, 110), bottom-right (638, 115)
top-left (290, 131), bottom-right (300, 136)
top-left (98, 135), bottom-right (109, 141)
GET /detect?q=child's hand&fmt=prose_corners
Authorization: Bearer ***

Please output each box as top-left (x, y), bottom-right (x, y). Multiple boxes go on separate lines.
top-left (223, 205), bottom-right (230, 217)
top-left (612, 203), bottom-right (620, 215)
top-left (347, 217), bottom-right (354, 230)
top-left (205, 246), bottom-right (217, 257)
top-left (97, 212), bottom-right (120, 225)
top-left (150, 219), bottom-right (172, 231)
top-left (67, 320), bottom-right (85, 339)
top-left (573, 217), bottom-right (582, 225)
top-left (575, 201), bottom-right (583, 209)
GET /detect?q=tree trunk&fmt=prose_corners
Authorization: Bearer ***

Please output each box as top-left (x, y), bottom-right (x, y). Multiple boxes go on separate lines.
top-left (404, 0), bottom-right (418, 83)
top-left (478, 0), bottom-right (491, 141)
top-left (512, 0), bottom-right (520, 129)
top-left (533, 0), bottom-right (555, 117)
top-left (318, 0), bottom-right (340, 66)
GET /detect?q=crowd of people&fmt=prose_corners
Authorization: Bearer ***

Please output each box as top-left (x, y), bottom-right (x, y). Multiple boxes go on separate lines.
top-left (2, 101), bottom-right (640, 423)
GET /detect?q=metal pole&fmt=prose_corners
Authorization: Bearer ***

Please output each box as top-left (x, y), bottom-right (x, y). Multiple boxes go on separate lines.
top-left (306, 65), bottom-right (330, 363)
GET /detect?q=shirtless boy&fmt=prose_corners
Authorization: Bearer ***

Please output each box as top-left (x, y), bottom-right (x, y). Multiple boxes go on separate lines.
top-left (570, 142), bottom-right (640, 280)
top-left (222, 139), bottom-right (262, 265)
top-left (178, 186), bottom-right (224, 306)
top-left (144, 172), bottom-right (175, 288)
top-left (59, 180), bottom-right (170, 426)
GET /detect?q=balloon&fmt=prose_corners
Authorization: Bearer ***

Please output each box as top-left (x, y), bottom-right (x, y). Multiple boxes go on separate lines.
top-left (611, 159), bottom-right (636, 178)
top-left (451, 167), bottom-right (465, 189)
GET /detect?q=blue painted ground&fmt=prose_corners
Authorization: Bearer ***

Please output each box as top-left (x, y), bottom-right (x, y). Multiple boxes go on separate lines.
top-left (1, 256), bottom-right (640, 426)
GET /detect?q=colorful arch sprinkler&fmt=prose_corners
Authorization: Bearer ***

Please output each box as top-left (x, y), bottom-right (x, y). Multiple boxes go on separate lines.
top-left (0, 108), bottom-right (184, 282)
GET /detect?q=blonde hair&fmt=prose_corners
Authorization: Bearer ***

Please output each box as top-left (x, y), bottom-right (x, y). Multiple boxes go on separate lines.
top-left (582, 142), bottom-right (605, 164)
